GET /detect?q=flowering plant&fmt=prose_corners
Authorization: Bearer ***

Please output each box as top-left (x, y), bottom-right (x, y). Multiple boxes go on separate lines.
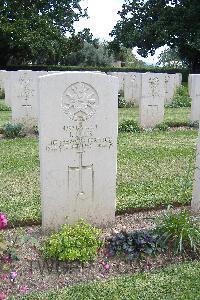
top-left (0, 213), bottom-right (8, 230)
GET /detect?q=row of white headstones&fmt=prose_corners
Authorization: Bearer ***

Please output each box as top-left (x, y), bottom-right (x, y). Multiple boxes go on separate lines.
top-left (0, 70), bottom-right (199, 230)
top-left (0, 70), bottom-right (183, 129)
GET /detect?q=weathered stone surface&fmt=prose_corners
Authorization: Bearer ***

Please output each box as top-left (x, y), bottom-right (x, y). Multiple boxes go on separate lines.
top-left (164, 73), bottom-right (182, 104)
top-left (189, 74), bottom-right (200, 122)
top-left (10, 70), bottom-right (47, 123)
top-left (39, 72), bottom-right (118, 230)
top-left (139, 73), bottom-right (165, 128)
top-left (124, 72), bottom-right (142, 105)
top-left (192, 130), bottom-right (200, 212)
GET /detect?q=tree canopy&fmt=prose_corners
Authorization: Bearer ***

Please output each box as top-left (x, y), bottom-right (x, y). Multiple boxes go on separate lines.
top-left (0, 0), bottom-right (87, 66)
top-left (111, 0), bottom-right (200, 72)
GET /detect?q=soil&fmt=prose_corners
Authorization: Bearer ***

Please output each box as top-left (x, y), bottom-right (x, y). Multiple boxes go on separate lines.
top-left (0, 206), bottom-right (194, 297)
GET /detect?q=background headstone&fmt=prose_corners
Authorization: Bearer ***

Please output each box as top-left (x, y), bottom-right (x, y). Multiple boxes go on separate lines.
top-left (11, 70), bottom-right (47, 124)
top-left (139, 73), bottom-right (165, 128)
top-left (192, 130), bottom-right (200, 212)
top-left (39, 72), bottom-right (118, 230)
top-left (124, 72), bottom-right (142, 105)
top-left (189, 74), bottom-right (200, 122)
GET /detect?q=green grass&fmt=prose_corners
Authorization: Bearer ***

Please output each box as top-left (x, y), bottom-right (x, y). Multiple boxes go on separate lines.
top-left (0, 129), bottom-right (198, 224)
top-left (117, 130), bottom-right (197, 212)
top-left (18, 261), bottom-right (200, 299)
top-left (119, 107), bottom-right (190, 125)
top-left (0, 99), bottom-right (11, 127)
top-left (0, 138), bottom-right (40, 224)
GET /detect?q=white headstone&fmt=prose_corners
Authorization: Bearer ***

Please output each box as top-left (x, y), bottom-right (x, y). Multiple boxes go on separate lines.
top-left (124, 72), bottom-right (142, 105)
top-left (139, 73), bottom-right (165, 128)
top-left (189, 74), bottom-right (200, 122)
top-left (192, 130), bottom-right (200, 212)
top-left (107, 72), bottom-right (126, 93)
top-left (39, 72), bottom-right (118, 230)
top-left (0, 70), bottom-right (7, 92)
top-left (11, 70), bottom-right (47, 124)
top-left (3, 71), bottom-right (12, 106)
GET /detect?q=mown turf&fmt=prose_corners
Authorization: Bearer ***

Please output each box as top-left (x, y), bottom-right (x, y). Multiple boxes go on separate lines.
top-left (119, 107), bottom-right (190, 125)
top-left (0, 138), bottom-right (40, 224)
top-left (18, 261), bottom-right (200, 299)
top-left (0, 99), bottom-right (11, 127)
top-left (0, 129), bottom-right (198, 224)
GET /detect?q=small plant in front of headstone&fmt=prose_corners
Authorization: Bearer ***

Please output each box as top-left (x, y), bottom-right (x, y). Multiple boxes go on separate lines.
top-left (105, 229), bottom-right (159, 261)
top-left (3, 122), bottom-right (26, 139)
top-left (119, 120), bottom-right (141, 133)
top-left (155, 122), bottom-right (169, 131)
top-left (189, 120), bottom-right (199, 129)
top-left (42, 220), bottom-right (103, 263)
top-left (154, 206), bottom-right (200, 256)
top-left (170, 85), bottom-right (191, 108)
top-left (0, 213), bottom-right (8, 256)
top-left (118, 95), bottom-right (126, 108)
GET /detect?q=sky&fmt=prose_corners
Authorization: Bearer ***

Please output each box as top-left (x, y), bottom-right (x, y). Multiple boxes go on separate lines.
top-left (74, 0), bottom-right (165, 65)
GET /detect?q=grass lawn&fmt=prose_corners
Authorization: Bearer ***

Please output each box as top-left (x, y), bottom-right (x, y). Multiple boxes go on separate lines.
top-left (0, 127), bottom-right (198, 224)
top-left (19, 261), bottom-right (200, 299)
top-left (0, 99), bottom-right (11, 127)
top-left (119, 107), bottom-right (191, 125)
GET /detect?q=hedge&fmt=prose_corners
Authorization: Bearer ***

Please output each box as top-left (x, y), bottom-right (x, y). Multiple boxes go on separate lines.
top-left (2, 65), bottom-right (189, 82)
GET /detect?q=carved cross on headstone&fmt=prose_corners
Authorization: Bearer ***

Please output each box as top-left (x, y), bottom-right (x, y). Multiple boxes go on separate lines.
top-left (62, 82), bottom-right (98, 201)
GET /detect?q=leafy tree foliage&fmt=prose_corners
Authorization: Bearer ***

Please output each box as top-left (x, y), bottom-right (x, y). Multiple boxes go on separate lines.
top-left (65, 41), bottom-right (114, 67)
top-left (111, 46), bottom-right (147, 67)
top-left (157, 47), bottom-right (187, 68)
top-left (111, 0), bottom-right (200, 72)
top-left (0, 0), bottom-right (87, 66)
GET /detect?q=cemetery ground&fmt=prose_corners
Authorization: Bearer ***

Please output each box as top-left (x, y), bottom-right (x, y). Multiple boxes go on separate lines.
top-left (1, 97), bottom-right (200, 298)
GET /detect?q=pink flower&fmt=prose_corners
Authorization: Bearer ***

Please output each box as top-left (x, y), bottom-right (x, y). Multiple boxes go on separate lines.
top-left (10, 271), bottom-right (17, 282)
top-left (1, 274), bottom-right (7, 281)
top-left (0, 292), bottom-right (6, 300)
top-left (103, 263), bottom-right (110, 270)
top-left (19, 285), bottom-right (29, 294)
top-left (0, 213), bottom-right (8, 230)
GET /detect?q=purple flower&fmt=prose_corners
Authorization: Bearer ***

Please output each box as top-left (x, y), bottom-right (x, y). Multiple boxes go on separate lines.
top-left (0, 213), bottom-right (8, 230)
top-left (103, 263), bottom-right (111, 270)
top-left (10, 271), bottom-right (17, 282)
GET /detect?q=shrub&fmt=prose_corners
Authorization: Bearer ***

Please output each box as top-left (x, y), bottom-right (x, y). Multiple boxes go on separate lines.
top-left (0, 213), bottom-right (8, 256)
top-left (0, 101), bottom-right (11, 111)
top-left (42, 220), bottom-right (103, 263)
top-left (119, 120), bottom-right (141, 133)
top-left (170, 85), bottom-right (191, 108)
top-left (155, 122), bottom-right (169, 131)
top-left (154, 206), bottom-right (200, 255)
top-left (118, 95), bottom-right (126, 108)
top-left (0, 88), bottom-right (5, 99)
top-left (3, 122), bottom-right (26, 138)
top-left (189, 121), bottom-right (199, 129)
top-left (106, 229), bottom-right (158, 260)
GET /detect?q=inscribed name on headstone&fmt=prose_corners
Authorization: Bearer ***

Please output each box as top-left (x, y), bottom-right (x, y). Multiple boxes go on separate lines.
top-left (124, 72), bottom-right (142, 105)
top-left (39, 72), bottom-right (118, 230)
top-left (11, 70), bottom-right (46, 124)
top-left (139, 73), bottom-right (165, 128)
top-left (192, 130), bottom-right (200, 212)
top-left (189, 74), bottom-right (200, 122)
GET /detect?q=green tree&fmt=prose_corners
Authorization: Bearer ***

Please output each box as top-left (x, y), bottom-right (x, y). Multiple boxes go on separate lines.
top-left (110, 45), bottom-right (147, 67)
top-left (157, 47), bottom-right (187, 68)
top-left (111, 0), bottom-right (200, 72)
top-left (0, 0), bottom-right (87, 66)
top-left (65, 41), bottom-right (114, 67)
